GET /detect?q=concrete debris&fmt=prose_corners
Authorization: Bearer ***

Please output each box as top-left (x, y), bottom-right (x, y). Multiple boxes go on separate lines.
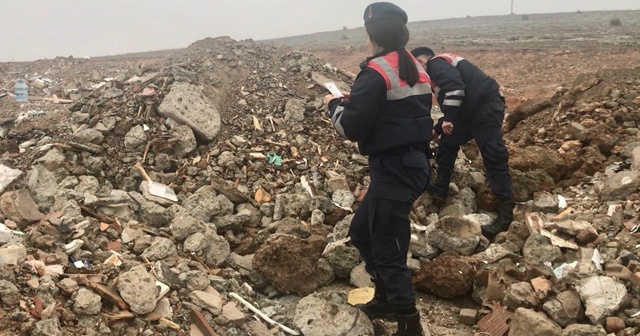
top-left (293, 292), bottom-right (374, 336)
top-left (0, 29), bottom-right (638, 336)
top-left (509, 308), bottom-right (562, 336)
top-left (117, 265), bottom-right (159, 314)
top-left (576, 276), bottom-right (628, 324)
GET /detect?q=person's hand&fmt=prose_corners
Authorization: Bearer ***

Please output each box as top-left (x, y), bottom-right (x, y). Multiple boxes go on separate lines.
top-left (442, 121), bottom-right (454, 135)
top-left (322, 94), bottom-right (340, 111)
top-left (340, 91), bottom-right (351, 104)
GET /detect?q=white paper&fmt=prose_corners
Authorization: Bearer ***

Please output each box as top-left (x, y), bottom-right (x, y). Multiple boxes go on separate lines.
top-left (324, 82), bottom-right (344, 97)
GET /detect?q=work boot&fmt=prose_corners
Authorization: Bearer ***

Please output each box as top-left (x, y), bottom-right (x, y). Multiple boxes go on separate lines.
top-left (392, 312), bottom-right (425, 336)
top-left (355, 277), bottom-right (395, 320)
top-left (426, 167), bottom-right (452, 202)
top-left (425, 182), bottom-right (448, 202)
top-left (481, 198), bottom-right (515, 241)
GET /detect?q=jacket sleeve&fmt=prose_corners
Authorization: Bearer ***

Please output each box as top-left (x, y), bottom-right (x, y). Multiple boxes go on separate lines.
top-left (327, 68), bottom-right (386, 141)
top-left (428, 58), bottom-right (466, 124)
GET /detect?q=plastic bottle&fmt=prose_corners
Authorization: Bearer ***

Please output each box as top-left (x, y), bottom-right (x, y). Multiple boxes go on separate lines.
top-left (14, 79), bottom-right (29, 102)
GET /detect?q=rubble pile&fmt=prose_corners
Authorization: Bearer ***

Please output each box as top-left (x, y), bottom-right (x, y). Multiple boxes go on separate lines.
top-left (0, 35), bottom-right (639, 336)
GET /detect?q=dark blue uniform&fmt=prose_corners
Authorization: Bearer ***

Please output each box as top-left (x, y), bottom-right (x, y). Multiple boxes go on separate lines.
top-left (328, 49), bottom-right (432, 312)
top-left (427, 54), bottom-right (513, 201)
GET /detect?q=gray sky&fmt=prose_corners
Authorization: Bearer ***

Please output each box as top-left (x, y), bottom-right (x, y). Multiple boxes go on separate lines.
top-left (1, 0), bottom-right (638, 61)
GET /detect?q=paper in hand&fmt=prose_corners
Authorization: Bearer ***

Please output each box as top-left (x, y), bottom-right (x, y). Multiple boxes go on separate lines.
top-left (324, 82), bottom-right (344, 98)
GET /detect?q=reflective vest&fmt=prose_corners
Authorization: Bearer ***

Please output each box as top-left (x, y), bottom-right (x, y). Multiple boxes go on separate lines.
top-left (432, 53), bottom-right (465, 67)
top-left (429, 53), bottom-right (466, 96)
top-left (366, 51), bottom-right (432, 101)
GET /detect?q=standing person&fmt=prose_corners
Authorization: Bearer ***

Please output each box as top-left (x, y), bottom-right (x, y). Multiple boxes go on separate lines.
top-left (322, 3), bottom-right (432, 335)
top-left (410, 46), bottom-right (515, 240)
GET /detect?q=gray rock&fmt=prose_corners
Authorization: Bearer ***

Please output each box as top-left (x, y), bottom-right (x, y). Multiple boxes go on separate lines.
top-left (509, 308), bottom-right (562, 336)
top-left (427, 216), bottom-right (481, 256)
top-left (294, 292), bottom-right (374, 336)
top-left (410, 225), bottom-right (439, 259)
top-left (181, 270), bottom-right (210, 291)
top-left (0, 189), bottom-right (42, 229)
top-left (171, 124), bottom-right (197, 158)
top-left (284, 98), bottom-right (306, 123)
top-left (211, 211), bottom-right (252, 232)
top-left (543, 290), bottom-right (584, 327)
top-left (569, 122), bottom-right (589, 141)
top-left (202, 231), bottom-right (231, 267)
top-left (75, 175), bottom-right (100, 194)
top-left (504, 282), bottom-right (538, 311)
top-left (0, 243), bottom-right (27, 265)
top-left (332, 189), bottom-right (355, 208)
top-left (170, 214), bottom-right (205, 241)
top-left (621, 142), bottom-right (640, 158)
top-left (184, 232), bottom-right (208, 253)
top-left (0, 279), bottom-right (20, 305)
top-left (576, 276), bottom-right (627, 324)
top-left (599, 171), bottom-right (640, 201)
top-left (350, 263), bottom-right (373, 288)
top-left (182, 187), bottom-right (221, 222)
top-left (31, 319), bottom-right (62, 336)
top-left (36, 149), bottom-right (66, 171)
top-left (124, 125), bottom-right (147, 149)
top-left (117, 265), bottom-right (159, 314)
top-left (58, 278), bottom-right (79, 293)
top-left (73, 289), bottom-right (102, 315)
top-left (561, 324), bottom-right (607, 336)
top-left (101, 88), bottom-right (124, 100)
top-left (158, 82), bottom-right (222, 142)
top-left (142, 237), bottom-right (177, 261)
top-left (438, 187), bottom-right (477, 217)
top-left (328, 214), bottom-right (353, 242)
top-left (523, 233), bottom-right (562, 265)
top-left (27, 165), bottom-right (58, 211)
top-left (324, 244), bottom-right (360, 279)
top-left (326, 171), bottom-right (349, 192)
top-left (73, 128), bottom-right (104, 145)
top-left (529, 191), bottom-right (559, 213)
top-left (189, 289), bottom-right (223, 315)
top-left (310, 209), bottom-right (325, 226)
top-left (121, 228), bottom-right (144, 244)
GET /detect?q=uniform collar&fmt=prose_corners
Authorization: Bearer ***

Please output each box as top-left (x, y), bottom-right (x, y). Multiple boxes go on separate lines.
top-left (360, 49), bottom-right (395, 69)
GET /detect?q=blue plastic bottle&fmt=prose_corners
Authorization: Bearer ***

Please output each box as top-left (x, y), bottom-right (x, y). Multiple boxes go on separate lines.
top-left (14, 79), bottom-right (29, 102)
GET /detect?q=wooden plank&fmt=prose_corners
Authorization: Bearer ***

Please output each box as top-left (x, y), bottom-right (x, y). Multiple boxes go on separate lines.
top-left (311, 71), bottom-right (350, 93)
top-left (86, 282), bottom-right (128, 310)
top-left (190, 308), bottom-right (218, 336)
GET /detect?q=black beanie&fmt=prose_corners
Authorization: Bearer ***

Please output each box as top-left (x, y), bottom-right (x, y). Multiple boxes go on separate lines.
top-left (363, 2), bottom-right (408, 25)
top-left (411, 47), bottom-right (435, 58)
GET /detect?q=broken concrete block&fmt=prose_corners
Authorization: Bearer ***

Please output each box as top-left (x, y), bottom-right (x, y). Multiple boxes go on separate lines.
top-left (576, 276), bottom-right (627, 324)
top-left (459, 308), bottom-right (477, 326)
top-left (504, 282), bottom-right (539, 311)
top-left (158, 82), bottom-right (221, 142)
top-left (508, 308), bottom-right (562, 336)
top-left (0, 189), bottom-right (42, 229)
top-left (293, 292), bottom-right (374, 336)
top-left (427, 216), bottom-right (481, 256)
top-left (543, 289), bottom-right (584, 327)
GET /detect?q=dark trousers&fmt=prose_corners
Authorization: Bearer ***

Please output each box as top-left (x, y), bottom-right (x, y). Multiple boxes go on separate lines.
top-left (349, 149), bottom-right (429, 310)
top-left (435, 92), bottom-right (513, 200)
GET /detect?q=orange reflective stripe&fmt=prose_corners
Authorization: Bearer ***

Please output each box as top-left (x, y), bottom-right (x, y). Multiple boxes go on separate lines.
top-left (367, 52), bottom-right (433, 100)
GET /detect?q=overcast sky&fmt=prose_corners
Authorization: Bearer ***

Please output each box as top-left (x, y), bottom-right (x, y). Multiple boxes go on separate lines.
top-left (1, 0), bottom-right (638, 61)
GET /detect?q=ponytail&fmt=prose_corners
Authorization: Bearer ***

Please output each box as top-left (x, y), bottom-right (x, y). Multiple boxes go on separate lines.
top-left (366, 21), bottom-right (419, 87)
top-left (397, 48), bottom-right (419, 87)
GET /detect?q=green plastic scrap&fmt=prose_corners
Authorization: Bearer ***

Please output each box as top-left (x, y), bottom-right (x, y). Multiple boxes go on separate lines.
top-left (267, 153), bottom-right (282, 166)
